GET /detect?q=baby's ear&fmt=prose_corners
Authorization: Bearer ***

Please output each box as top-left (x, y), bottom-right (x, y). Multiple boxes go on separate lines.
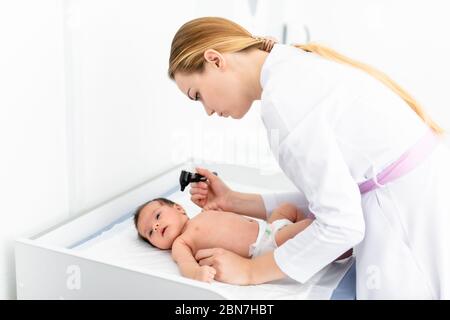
top-left (174, 203), bottom-right (185, 214)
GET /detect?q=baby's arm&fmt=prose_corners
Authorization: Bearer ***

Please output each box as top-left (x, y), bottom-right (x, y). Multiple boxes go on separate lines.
top-left (171, 238), bottom-right (216, 283)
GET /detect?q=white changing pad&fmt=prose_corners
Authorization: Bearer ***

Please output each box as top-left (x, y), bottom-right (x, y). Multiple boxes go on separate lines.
top-left (73, 182), bottom-right (353, 299)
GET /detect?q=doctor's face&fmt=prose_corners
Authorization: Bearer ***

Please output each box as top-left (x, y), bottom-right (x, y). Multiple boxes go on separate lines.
top-left (174, 50), bottom-right (254, 119)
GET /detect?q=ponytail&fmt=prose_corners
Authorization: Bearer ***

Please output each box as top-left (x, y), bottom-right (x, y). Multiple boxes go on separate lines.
top-left (294, 43), bottom-right (444, 134)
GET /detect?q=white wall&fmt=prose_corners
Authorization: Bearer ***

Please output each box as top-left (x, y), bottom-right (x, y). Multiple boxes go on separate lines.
top-left (0, 0), bottom-right (68, 299)
top-left (63, 0), bottom-right (199, 215)
top-left (67, 0), bottom-right (280, 214)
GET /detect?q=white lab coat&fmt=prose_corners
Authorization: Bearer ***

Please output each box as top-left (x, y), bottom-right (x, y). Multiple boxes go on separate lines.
top-left (260, 44), bottom-right (450, 299)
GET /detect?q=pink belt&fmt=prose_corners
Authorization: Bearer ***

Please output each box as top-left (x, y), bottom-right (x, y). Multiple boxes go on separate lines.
top-left (358, 129), bottom-right (440, 194)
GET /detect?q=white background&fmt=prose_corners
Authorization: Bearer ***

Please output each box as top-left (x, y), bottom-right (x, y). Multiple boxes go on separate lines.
top-left (1, 0), bottom-right (449, 299)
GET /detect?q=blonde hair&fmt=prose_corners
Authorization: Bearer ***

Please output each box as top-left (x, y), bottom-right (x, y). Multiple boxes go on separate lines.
top-left (168, 17), bottom-right (264, 78)
top-left (169, 17), bottom-right (443, 134)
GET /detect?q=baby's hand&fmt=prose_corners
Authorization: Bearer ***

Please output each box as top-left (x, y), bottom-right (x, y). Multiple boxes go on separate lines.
top-left (194, 265), bottom-right (216, 283)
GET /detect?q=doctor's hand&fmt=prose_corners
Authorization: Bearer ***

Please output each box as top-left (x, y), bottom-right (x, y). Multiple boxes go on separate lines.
top-left (190, 167), bottom-right (234, 211)
top-left (195, 248), bottom-right (252, 285)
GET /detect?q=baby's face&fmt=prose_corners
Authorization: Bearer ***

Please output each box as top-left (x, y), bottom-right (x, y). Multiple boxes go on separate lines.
top-left (137, 201), bottom-right (188, 249)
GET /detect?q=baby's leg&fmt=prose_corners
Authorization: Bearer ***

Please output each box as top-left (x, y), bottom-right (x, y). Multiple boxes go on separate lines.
top-left (268, 203), bottom-right (306, 224)
top-left (275, 220), bottom-right (354, 261)
top-left (274, 218), bottom-right (314, 246)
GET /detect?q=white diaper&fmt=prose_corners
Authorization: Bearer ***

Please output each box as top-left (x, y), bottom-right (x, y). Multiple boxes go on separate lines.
top-left (248, 219), bottom-right (293, 258)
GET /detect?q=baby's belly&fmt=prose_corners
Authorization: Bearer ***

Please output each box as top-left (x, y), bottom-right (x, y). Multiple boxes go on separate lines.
top-left (193, 218), bottom-right (259, 258)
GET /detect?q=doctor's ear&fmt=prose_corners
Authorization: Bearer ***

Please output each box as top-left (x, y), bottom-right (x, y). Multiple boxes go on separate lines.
top-left (204, 49), bottom-right (225, 69)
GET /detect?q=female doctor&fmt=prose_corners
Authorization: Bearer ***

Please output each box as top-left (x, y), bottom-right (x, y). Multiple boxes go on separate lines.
top-left (168, 17), bottom-right (449, 299)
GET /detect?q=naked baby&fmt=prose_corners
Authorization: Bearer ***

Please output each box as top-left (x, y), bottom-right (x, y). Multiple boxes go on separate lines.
top-left (133, 197), bottom-right (322, 283)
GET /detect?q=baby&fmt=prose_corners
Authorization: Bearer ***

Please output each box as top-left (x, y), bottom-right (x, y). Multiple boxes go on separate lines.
top-left (133, 197), bottom-right (317, 283)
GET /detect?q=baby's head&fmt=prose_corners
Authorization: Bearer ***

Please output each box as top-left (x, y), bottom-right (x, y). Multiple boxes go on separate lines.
top-left (133, 197), bottom-right (189, 250)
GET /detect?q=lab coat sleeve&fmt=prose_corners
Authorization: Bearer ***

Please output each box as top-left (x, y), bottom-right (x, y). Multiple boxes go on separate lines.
top-left (273, 114), bottom-right (365, 284)
top-left (261, 191), bottom-right (311, 220)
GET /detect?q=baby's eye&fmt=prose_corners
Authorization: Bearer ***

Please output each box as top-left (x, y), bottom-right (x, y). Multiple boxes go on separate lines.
top-left (195, 93), bottom-right (200, 101)
top-left (156, 213), bottom-right (160, 220)
top-left (149, 230), bottom-right (153, 237)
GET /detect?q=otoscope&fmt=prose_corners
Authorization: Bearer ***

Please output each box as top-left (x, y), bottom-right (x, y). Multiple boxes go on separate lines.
top-left (179, 170), bottom-right (218, 192)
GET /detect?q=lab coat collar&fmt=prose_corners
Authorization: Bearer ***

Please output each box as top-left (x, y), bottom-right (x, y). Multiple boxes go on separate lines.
top-left (260, 44), bottom-right (305, 89)
top-left (259, 43), bottom-right (281, 89)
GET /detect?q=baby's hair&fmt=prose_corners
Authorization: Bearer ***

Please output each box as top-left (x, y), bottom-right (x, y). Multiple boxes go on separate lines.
top-left (133, 197), bottom-right (176, 247)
